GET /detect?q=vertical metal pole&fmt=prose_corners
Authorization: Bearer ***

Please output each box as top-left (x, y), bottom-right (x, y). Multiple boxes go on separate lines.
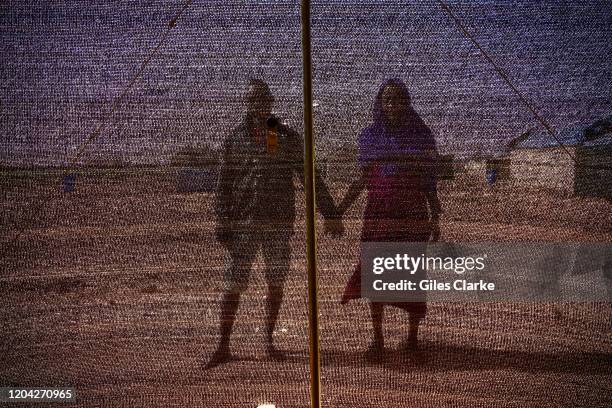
top-left (300, 1), bottom-right (322, 407)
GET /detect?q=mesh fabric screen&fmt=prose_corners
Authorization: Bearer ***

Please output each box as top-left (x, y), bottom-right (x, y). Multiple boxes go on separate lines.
top-left (1, 0), bottom-right (611, 407)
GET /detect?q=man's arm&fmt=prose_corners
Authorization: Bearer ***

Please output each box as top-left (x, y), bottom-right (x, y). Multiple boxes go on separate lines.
top-left (285, 126), bottom-right (341, 220)
top-left (313, 167), bottom-right (341, 220)
top-left (338, 166), bottom-right (367, 215)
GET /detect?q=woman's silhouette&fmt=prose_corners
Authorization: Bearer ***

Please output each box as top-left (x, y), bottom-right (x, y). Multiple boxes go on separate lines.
top-left (339, 78), bottom-right (442, 359)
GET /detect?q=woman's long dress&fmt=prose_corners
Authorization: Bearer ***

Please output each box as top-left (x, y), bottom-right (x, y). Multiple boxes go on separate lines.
top-left (341, 161), bottom-right (432, 317)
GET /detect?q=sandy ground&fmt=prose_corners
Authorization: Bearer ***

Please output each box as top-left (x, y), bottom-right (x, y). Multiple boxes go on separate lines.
top-left (1, 168), bottom-right (611, 407)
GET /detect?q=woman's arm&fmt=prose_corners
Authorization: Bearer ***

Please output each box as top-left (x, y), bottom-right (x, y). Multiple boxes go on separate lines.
top-left (426, 179), bottom-right (443, 242)
top-left (426, 190), bottom-right (442, 219)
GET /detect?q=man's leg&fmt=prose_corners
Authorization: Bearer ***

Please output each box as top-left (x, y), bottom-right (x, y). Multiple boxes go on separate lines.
top-left (265, 284), bottom-right (285, 360)
top-left (206, 290), bottom-right (241, 369)
top-left (205, 236), bottom-right (256, 369)
top-left (263, 231), bottom-right (291, 361)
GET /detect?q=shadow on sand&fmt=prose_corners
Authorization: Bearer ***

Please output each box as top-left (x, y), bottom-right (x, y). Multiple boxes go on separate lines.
top-left (320, 342), bottom-right (612, 375)
top-left (203, 342), bottom-right (611, 377)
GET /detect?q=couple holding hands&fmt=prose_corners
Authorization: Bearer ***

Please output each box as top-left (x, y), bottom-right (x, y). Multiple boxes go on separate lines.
top-left (207, 78), bottom-right (442, 369)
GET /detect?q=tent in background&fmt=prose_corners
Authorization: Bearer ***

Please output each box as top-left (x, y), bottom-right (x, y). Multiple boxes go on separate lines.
top-left (509, 116), bottom-right (612, 198)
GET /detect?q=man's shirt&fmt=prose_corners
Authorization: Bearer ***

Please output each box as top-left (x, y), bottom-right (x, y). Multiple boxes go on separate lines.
top-left (215, 117), bottom-right (338, 231)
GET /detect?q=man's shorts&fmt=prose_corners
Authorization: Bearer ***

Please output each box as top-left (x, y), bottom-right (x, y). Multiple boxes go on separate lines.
top-left (223, 229), bottom-right (292, 293)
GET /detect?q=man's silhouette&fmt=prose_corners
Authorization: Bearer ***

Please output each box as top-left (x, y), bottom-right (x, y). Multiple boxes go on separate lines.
top-left (206, 79), bottom-right (342, 369)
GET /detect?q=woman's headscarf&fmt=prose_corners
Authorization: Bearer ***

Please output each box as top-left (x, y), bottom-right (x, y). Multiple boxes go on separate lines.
top-left (358, 78), bottom-right (438, 175)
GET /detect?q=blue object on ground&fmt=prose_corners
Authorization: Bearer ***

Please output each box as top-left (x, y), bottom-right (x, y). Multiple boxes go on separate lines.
top-left (486, 168), bottom-right (497, 185)
top-left (63, 173), bottom-right (77, 193)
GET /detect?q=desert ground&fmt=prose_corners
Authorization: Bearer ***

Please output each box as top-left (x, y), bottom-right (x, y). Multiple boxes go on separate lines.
top-left (1, 167), bottom-right (611, 407)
